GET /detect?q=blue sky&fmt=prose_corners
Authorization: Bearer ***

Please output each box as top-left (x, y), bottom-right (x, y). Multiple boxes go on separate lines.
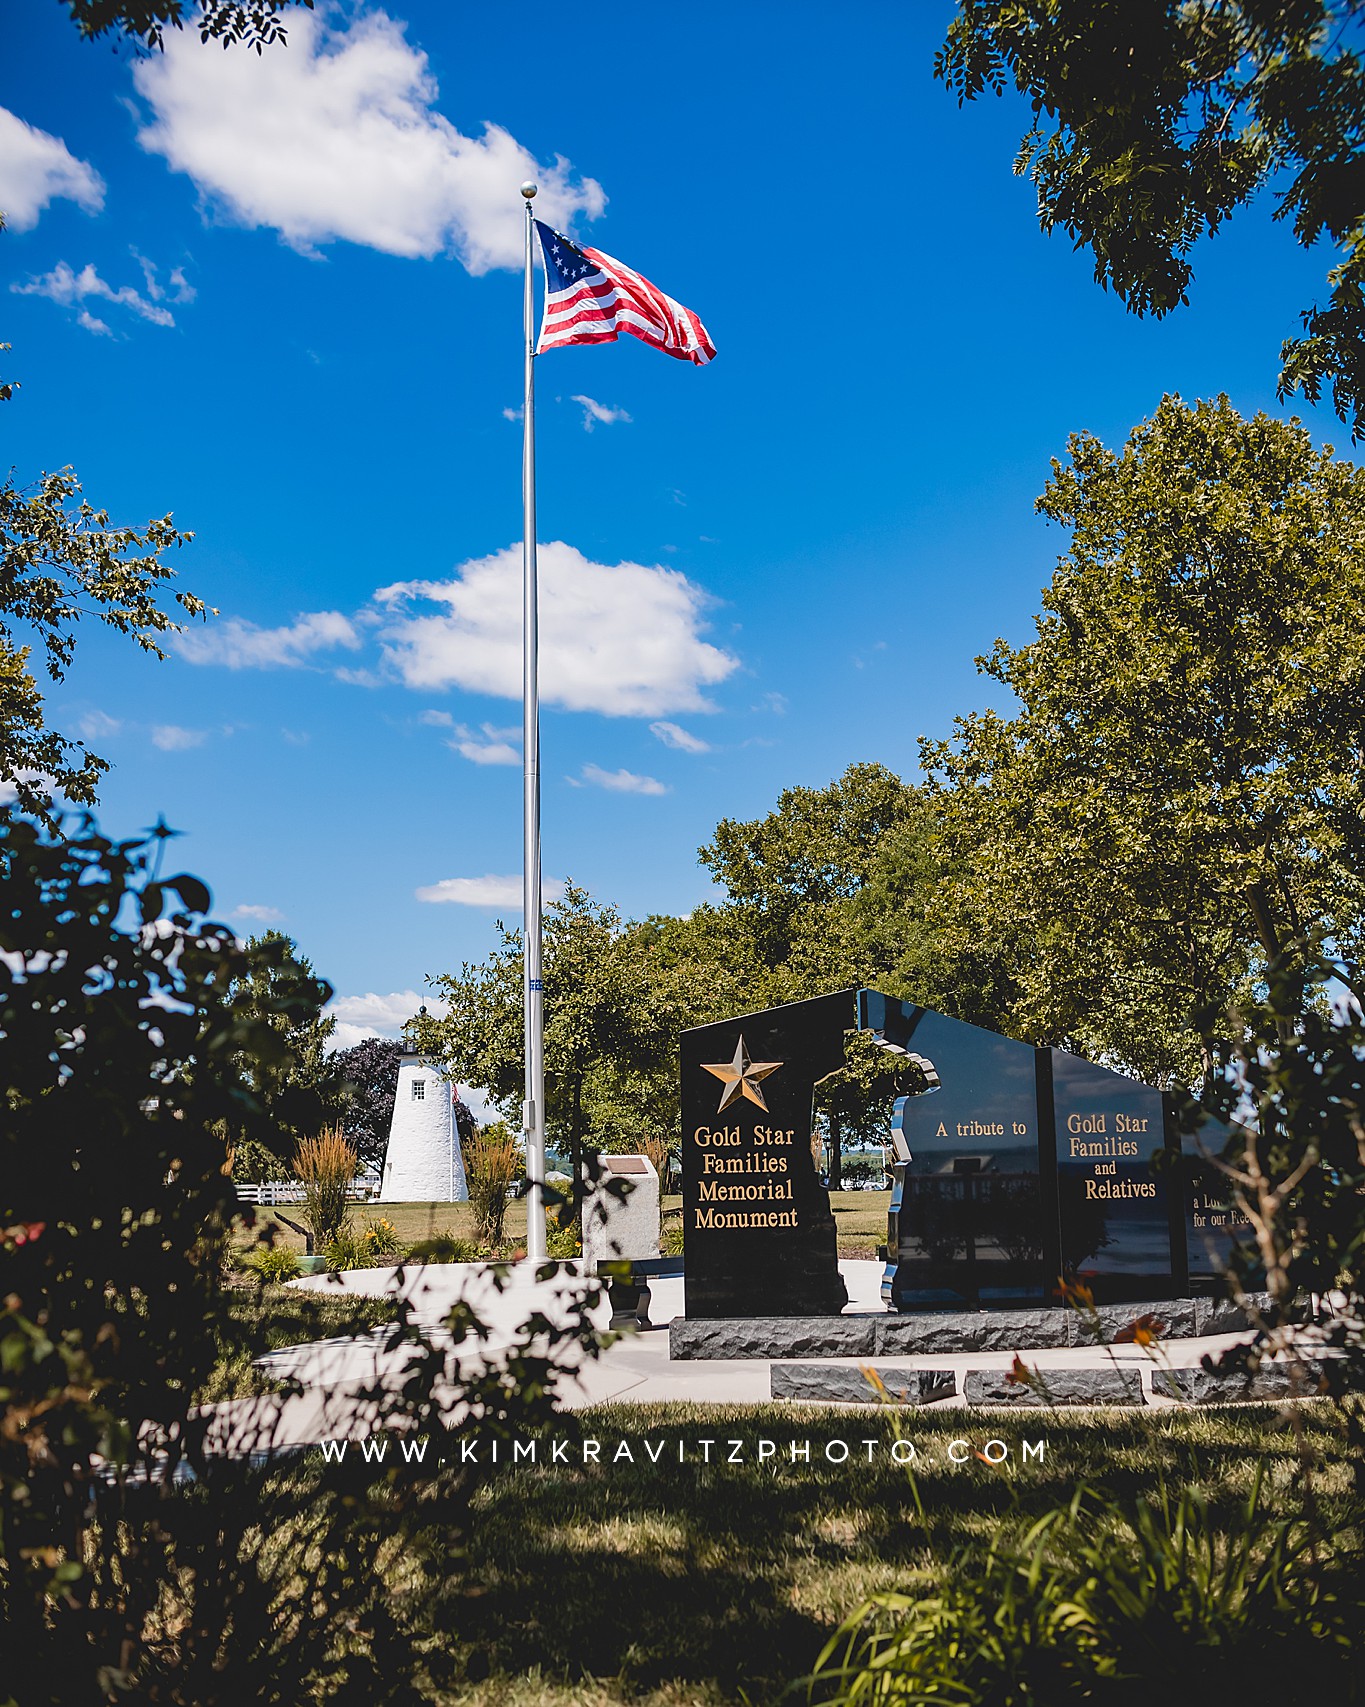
top-left (1, 1), bottom-right (1347, 1047)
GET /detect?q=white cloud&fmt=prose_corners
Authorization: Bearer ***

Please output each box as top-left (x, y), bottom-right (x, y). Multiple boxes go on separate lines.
top-left (77, 309), bottom-right (112, 336)
top-left (457, 1084), bottom-right (500, 1125)
top-left (571, 394), bottom-right (631, 432)
top-left (578, 763), bottom-right (668, 796)
top-left (232, 902), bottom-right (285, 923)
top-left (377, 541), bottom-right (737, 717)
top-left (330, 987), bottom-right (446, 1036)
top-left (132, 250), bottom-right (195, 305)
top-left (77, 710), bottom-right (121, 741)
top-left (650, 719), bottom-right (710, 754)
top-left (502, 405), bottom-right (523, 422)
top-left (12, 260), bottom-right (177, 330)
top-left (175, 609), bottom-right (360, 668)
top-left (132, 9), bottom-right (605, 271)
top-left (0, 108), bottom-right (105, 231)
top-left (449, 722), bottom-right (520, 766)
top-left (331, 1022), bottom-right (373, 1051)
top-left (415, 874), bottom-right (565, 907)
top-left (151, 724), bottom-right (208, 750)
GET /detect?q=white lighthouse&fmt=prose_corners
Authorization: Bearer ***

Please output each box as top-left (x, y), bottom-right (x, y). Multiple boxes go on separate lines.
top-left (379, 1053), bottom-right (469, 1203)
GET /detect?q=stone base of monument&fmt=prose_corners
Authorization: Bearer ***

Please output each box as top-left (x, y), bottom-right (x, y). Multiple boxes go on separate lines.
top-left (771, 1364), bottom-right (957, 1404)
top-left (962, 1366), bottom-right (1144, 1406)
top-left (669, 1294), bottom-right (1271, 1362)
top-left (1154, 1361), bottom-right (1330, 1404)
top-left (766, 1355), bottom-right (1326, 1408)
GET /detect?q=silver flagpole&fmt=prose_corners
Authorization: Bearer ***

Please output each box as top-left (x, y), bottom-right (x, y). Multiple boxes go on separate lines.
top-left (520, 181), bottom-right (547, 1264)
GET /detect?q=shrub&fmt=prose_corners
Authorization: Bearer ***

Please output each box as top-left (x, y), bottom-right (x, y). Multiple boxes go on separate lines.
top-left (324, 1225), bottom-right (370, 1272)
top-left (661, 1213), bottom-right (684, 1256)
top-left (406, 1232), bottom-right (488, 1264)
top-left (545, 1222), bottom-right (581, 1259)
top-left (228, 1136), bottom-right (288, 1183)
top-left (321, 1217), bottom-right (405, 1272)
top-left (466, 1121), bottom-right (519, 1250)
top-left (294, 1125), bottom-right (357, 1248)
top-left (249, 1244), bottom-right (301, 1284)
top-left (809, 1472), bottom-right (1361, 1705)
top-left (359, 1214), bottom-right (403, 1259)
top-left (839, 1153), bottom-right (888, 1190)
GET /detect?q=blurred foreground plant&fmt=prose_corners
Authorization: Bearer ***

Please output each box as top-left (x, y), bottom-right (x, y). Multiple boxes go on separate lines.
top-left (0, 811), bottom-right (607, 1703)
top-left (810, 1472), bottom-right (1362, 1705)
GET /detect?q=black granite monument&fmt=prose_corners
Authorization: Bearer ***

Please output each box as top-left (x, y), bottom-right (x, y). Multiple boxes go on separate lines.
top-left (680, 992), bottom-right (851, 1318)
top-left (679, 987), bottom-right (1247, 1320)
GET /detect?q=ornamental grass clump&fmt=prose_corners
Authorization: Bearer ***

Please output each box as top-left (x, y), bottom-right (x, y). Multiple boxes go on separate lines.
top-left (294, 1126), bottom-right (357, 1250)
top-left (466, 1122), bottom-right (519, 1250)
top-left (639, 1132), bottom-right (673, 1194)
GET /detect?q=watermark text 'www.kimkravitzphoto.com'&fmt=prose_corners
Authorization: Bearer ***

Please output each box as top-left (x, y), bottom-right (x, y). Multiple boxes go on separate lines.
top-left (313, 1434), bottom-right (1048, 1470)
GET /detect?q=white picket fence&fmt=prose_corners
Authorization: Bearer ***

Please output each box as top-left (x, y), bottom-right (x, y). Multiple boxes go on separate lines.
top-left (234, 1180), bottom-right (378, 1206)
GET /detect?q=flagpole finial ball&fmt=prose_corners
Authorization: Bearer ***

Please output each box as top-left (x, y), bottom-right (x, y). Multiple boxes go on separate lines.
top-left (521, 181), bottom-right (537, 199)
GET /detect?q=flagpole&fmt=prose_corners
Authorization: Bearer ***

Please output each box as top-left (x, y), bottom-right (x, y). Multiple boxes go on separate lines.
top-left (520, 181), bottom-right (547, 1265)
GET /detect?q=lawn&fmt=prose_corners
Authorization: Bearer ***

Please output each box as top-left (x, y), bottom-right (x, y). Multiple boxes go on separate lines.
top-left (407, 1402), bottom-right (1360, 1705)
top-left (201, 1286), bottom-right (398, 1401)
top-left (200, 1274), bottom-right (1361, 1704)
top-left (241, 1192), bottom-right (893, 1261)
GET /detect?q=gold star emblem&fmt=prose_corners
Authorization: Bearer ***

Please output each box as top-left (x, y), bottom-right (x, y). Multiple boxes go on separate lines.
top-left (701, 1034), bottom-right (783, 1113)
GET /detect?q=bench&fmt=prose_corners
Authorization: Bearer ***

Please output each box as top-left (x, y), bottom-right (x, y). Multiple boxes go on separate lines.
top-left (595, 1256), bottom-right (684, 1328)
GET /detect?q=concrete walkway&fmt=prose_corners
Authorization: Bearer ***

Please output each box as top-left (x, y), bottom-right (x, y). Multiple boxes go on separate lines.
top-left (194, 1260), bottom-right (1273, 1452)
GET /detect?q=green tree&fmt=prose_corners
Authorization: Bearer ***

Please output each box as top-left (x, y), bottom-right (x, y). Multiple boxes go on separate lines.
top-left (0, 471), bottom-right (204, 811)
top-left (60, 0), bottom-right (311, 52)
top-left (415, 885), bottom-right (688, 1222)
top-left (698, 763), bottom-right (940, 1182)
top-left (224, 928), bottom-right (340, 1166)
top-left (938, 0), bottom-right (1365, 433)
top-left (700, 760), bottom-right (921, 987)
top-left (921, 394), bottom-right (1365, 1085)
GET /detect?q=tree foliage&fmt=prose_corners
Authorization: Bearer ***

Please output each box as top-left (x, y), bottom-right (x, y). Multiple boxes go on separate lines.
top-left (937, 0), bottom-right (1365, 433)
top-left (60, 0), bottom-right (312, 53)
top-left (222, 927), bottom-right (340, 1165)
top-left (333, 1034), bottom-right (404, 1171)
top-left (413, 885), bottom-right (689, 1192)
top-left (0, 470), bottom-right (205, 811)
top-left (0, 812), bottom-right (308, 1663)
top-left (1192, 954), bottom-right (1365, 1346)
top-left (698, 764), bottom-right (943, 1178)
top-left (921, 394), bottom-right (1365, 1083)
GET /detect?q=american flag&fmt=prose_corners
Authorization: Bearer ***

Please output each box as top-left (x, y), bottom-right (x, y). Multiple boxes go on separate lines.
top-left (534, 221), bottom-right (715, 366)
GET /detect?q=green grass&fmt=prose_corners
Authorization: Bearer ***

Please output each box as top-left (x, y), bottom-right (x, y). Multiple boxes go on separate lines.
top-left (828, 1191), bottom-right (891, 1256)
top-left (241, 1192), bottom-right (892, 1262)
top-left (199, 1286), bottom-right (398, 1401)
top-left (431, 1402), bottom-right (1360, 1705)
top-left (194, 1274), bottom-right (1359, 1704)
